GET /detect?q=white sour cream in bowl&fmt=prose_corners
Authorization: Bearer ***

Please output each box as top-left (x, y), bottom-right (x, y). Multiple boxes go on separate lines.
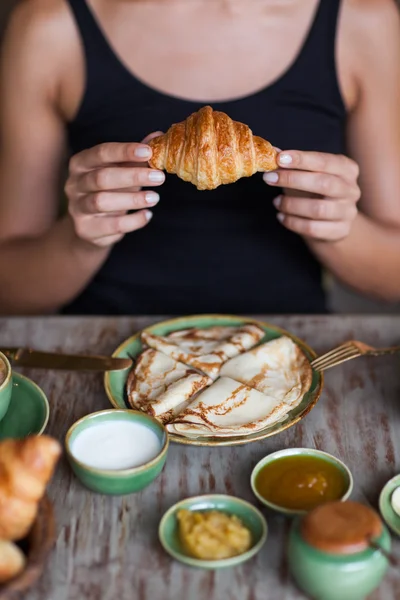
top-left (391, 487), bottom-right (400, 517)
top-left (65, 409), bottom-right (169, 495)
top-left (71, 420), bottom-right (161, 470)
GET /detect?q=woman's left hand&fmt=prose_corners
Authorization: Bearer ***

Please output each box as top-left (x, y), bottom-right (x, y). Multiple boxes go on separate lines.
top-left (263, 151), bottom-right (361, 242)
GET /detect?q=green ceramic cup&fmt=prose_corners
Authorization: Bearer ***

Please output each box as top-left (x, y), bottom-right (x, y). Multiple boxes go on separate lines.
top-left (159, 494), bottom-right (267, 569)
top-left (0, 351), bottom-right (13, 422)
top-left (65, 409), bottom-right (169, 495)
top-left (288, 518), bottom-right (391, 600)
top-left (250, 447), bottom-right (353, 516)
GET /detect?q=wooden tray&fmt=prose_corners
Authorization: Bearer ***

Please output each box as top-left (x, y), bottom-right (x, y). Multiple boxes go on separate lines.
top-left (0, 496), bottom-right (56, 599)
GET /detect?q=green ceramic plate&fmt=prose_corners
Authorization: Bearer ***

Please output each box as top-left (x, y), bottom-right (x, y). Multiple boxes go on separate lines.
top-left (379, 475), bottom-right (400, 536)
top-left (0, 373), bottom-right (49, 440)
top-left (159, 494), bottom-right (267, 569)
top-left (104, 314), bottom-right (323, 447)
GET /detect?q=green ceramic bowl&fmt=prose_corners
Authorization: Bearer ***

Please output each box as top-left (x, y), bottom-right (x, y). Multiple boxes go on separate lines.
top-left (0, 351), bottom-right (12, 422)
top-left (65, 409), bottom-right (169, 495)
top-left (379, 474), bottom-right (400, 536)
top-left (159, 494), bottom-right (267, 569)
top-left (251, 448), bottom-right (353, 516)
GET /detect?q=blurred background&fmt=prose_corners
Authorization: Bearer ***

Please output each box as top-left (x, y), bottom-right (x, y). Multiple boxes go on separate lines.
top-left (0, 0), bottom-right (398, 315)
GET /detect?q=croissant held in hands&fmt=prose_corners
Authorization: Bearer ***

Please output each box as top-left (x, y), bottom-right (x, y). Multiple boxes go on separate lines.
top-left (0, 436), bottom-right (61, 541)
top-left (148, 106), bottom-right (278, 190)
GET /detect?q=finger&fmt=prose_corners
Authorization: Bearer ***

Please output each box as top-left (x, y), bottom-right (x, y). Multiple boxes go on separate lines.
top-left (264, 170), bottom-right (350, 199)
top-left (273, 195), bottom-right (358, 222)
top-left (77, 210), bottom-right (153, 241)
top-left (142, 131), bottom-right (164, 144)
top-left (276, 151), bottom-right (360, 181)
top-left (69, 143), bottom-right (154, 173)
top-left (78, 167), bottom-right (165, 192)
top-left (91, 233), bottom-right (125, 247)
top-left (277, 213), bottom-right (351, 241)
top-left (80, 191), bottom-right (160, 214)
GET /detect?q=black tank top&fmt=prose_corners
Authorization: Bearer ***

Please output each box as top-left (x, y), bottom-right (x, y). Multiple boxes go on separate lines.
top-left (64, 0), bottom-right (345, 315)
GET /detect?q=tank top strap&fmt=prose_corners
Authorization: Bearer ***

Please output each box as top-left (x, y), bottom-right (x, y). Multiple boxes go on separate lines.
top-left (67, 0), bottom-right (109, 58)
top-left (296, 0), bottom-right (342, 73)
top-left (283, 0), bottom-right (345, 116)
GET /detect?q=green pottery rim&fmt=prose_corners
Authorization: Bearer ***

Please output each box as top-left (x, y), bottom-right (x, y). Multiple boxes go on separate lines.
top-left (158, 494), bottom-right (268, 569)
top-left (65, 408), bottom-right (169, 476)
top-left (0, 351), bottom-right (12, 391)
top-left (251, 447), bottom-right (353, 515)
top-left (379, 474), bottom-right (400, 537)
top-left (104, 314), bottom-right (324, 447)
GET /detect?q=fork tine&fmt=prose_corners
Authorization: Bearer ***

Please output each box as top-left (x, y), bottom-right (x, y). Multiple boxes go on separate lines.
top-left (312, 351), bottom-right (360, 371)
top-left (312, 346), bottom-right (357, 367)
top-left (311, 342), bottom-right (354, 364)
top-left (311, 343), bottom-right (352, 366)
top-left (311, 347), bottom-right (359, 369)
top-left (311, 345), bottom-right (360, 370)
top-left (313, 351), bottom-right (362, 372)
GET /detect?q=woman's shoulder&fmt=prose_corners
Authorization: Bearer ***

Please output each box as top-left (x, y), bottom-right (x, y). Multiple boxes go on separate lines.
top-left (3, 0), bottom-right (83, 113)
top-left (341, 0), bottom-right (400, 50)
top-left (338, 0), bottom-right (400, 108)
top-left (4, 0), bottom-right (79, 66)
top-left (6, 0), bottom-right (71, 37)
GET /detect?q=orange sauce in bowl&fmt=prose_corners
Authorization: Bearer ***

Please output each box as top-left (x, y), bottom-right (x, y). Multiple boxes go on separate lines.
top-left (255, 455), bottom-right (349, 511)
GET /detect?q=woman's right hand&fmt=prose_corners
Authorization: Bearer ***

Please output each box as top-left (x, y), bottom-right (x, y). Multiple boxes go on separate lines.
top-left (65, 135), bottom-right (165, 247)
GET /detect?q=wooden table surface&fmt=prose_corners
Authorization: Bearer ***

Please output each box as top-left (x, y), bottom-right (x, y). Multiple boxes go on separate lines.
top-left (1, 315), bottom-right (400, 600)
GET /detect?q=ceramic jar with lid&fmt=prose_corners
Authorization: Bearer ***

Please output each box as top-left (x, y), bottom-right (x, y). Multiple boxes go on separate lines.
top-left (287, 501), bottom-right (391, 600)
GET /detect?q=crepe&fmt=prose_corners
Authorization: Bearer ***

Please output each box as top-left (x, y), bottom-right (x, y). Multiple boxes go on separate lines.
top-left (126, 349), bottom-right (212, 422)
top-left (141, 324), bottom-right (265, 380)
top-left (166, 377), bottom-right (292, 438)
top-left (220, 336), bottom-right (312, 407)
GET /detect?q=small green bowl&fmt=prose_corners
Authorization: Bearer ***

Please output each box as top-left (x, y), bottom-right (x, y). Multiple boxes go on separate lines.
top-left (159, 494), bottom-right (267, 570)
top-left (65, 409), bottom-right (169, 495)
top-left (379, 474), bottom-right (400, 537)
top-left (0, 351), bottom-right (13, 422)
top-left (251, 447), bottom-right (353, 516)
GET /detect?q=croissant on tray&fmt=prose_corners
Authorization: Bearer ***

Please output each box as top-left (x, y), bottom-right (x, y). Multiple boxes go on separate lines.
top-left (148, 105), bottom-right (278, 190)
top-left (0, 436), bottom-right (61, 541)
top-left (0, 540), bottom-right (26, 583)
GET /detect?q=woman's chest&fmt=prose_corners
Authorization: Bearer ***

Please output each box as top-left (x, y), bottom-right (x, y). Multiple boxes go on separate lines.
top-left (84, 0), bottom-right (320, 102)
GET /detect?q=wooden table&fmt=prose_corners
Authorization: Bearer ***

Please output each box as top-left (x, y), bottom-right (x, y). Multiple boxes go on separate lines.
top-left (1, 315), bottom-right (400, 600)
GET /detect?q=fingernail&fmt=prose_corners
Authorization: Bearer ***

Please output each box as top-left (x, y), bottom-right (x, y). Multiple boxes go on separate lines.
top-left (273, 195), bottom-right (282, 209)
top-left (145, 210), bottom-right (153, 222)
top-left (134, 145), bottom-right (151, 158)
top-left (279, 153), bottom-right (292, 166)
top-left (277, 213), bottom-right (285, 223)
top-left (264, 172), bottom-right (279, 184)
top-left (149, 170), bottom-right (165, 183)
top-left (145, 192), bottom-right (160, 205)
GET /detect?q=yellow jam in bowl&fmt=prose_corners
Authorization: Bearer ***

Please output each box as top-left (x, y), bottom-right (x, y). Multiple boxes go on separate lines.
top-left (255, 455), bottom-right (349, 512)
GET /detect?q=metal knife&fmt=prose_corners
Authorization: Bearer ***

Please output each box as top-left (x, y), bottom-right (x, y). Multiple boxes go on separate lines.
top-left (0, 347), bottom-right (132, 372)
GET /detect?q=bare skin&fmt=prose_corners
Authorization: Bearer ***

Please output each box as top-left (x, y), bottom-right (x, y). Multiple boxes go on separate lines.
top-left (0, 0), bottom-right (399, 314)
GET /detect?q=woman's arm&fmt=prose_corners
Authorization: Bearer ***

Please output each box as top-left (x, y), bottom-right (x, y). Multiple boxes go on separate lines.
top-left (0, 1), bottom-right (163, 315)
top-left (0, 1), bottom-right (110, 314)
top-left (309, 0), bottom-right (400, 302)
top-left (264, 0), bottom-right (400, 302)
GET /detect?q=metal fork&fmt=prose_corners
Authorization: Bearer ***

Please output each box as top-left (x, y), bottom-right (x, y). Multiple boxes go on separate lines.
top-left (311, 341), bottom-right (400, 372)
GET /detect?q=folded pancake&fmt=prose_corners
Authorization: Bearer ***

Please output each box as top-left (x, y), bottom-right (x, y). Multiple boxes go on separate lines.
top-left (126, 349), bottom-right (212, 422)
top-left (141, 324), bottom-right (265, 380)
top-left (220, 336), bottom-right (312, 408)
top-left (166, 377), bottom-right (291, 437)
